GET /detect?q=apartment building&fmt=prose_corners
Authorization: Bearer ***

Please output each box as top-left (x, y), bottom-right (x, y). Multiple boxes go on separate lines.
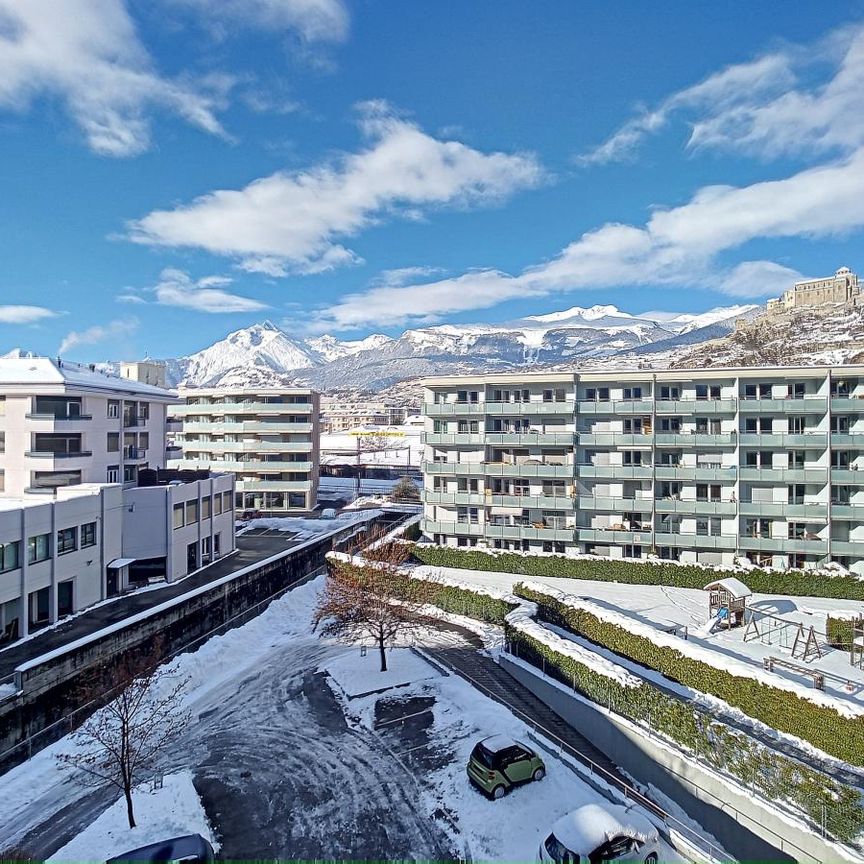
top-left (0, 484), bottom-right (123, 642)
top-left (320, 397), bottom-right (410, 433)
top-left (422, 366), bottom-right (864, 575)
top-left (0, 358), bottom-right (176, 496)
top-left (169, 388), bottom-right (320, 514)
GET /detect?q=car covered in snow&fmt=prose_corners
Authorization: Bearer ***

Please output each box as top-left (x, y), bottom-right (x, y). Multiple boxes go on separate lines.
top-left (467, 734), bottom-right (545, 798)
top-left (538, 803), bottom-right (660, 864)
top-left (106, 833), bottom-right (215, 864)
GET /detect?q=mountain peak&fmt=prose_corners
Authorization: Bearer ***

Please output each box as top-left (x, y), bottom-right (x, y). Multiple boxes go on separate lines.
top-left (523, 304), bottom-right (632, 324)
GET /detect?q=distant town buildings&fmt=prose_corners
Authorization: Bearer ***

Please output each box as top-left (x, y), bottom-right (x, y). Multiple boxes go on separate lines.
top-left (766, 267), bottom-right (861, 317)
top-left (169, 387), bottom-right (320, 514)
top-left (320, 397), bottom-right (411, 433)
top-left (120, 359), bottom-right (168, 389)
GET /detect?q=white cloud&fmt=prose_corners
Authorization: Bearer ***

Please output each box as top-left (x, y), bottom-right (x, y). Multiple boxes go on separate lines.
top-left (126, 102), bottom-right (544, 274)
top-left (0, 0), bottom-right (233, 156)
top-left (59, 318), bottom-right (138, 354)
top-left (578, 23), bottom-right (864, 165)
top-left (173, 0), bottom-right (348, 42)
top-left (311, 148), bottom-right (864, 331)
top-left (122, 268), bottom-right (270, 313)
top-left (0, 305), bottom-right (60, 324)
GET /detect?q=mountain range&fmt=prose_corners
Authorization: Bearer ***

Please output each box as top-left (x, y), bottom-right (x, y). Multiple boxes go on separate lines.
top-left (154, 302), bottom-right (760, 392)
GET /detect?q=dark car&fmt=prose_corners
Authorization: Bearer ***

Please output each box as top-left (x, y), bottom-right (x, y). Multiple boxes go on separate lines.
top-left (106, 833), bottom-right (215, 864)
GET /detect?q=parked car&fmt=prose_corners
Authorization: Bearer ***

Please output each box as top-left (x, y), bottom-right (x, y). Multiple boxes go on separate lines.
top-left (538, 803), bottom-right (660, 864)
top-left (106, 833), bottom-right (215, 864)
top-left (467, 734), bottom-right (545, 799)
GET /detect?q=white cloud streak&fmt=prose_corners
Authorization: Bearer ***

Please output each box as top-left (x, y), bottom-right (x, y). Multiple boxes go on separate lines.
top-left (59, 318), bottom-right (138, 354)
top-left (150, 268), bottom-right (270, 313)
top-left (126, 102), bottom-right (545, 274)
top-left (0, 0), bottom-right (233, 156)
top-left (579, 24), bottom-right (864, 165)
top-left (0, 305), bottom-right (60, 324)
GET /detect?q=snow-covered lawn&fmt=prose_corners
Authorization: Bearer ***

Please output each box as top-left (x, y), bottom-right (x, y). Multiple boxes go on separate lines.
top-left (324, 647), bottom-right (442, 697)
top-left (47, 771), bottom-right (217, 864)
top-left (238, 508), bottom-right (383, 541)
top-left (415, 563), bottom-right (864, 711)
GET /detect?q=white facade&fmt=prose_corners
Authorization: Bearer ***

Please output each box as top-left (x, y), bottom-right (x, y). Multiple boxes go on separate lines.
top-left (0, 484), bottom-right (122, 642)
top-left (122, 471), bottom-right (236, 582)
top-left (170, 387), bottom-right (320, 514)
top-left (0, 358), bottom-right (176, 496)
top-left (422, 366), bottom-right (864, 575)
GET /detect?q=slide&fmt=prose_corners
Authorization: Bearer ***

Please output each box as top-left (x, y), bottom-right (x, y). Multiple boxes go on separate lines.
top-left (697, 607), bottom-right (727, 637)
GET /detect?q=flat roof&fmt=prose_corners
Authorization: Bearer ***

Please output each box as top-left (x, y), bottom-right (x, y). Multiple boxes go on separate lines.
top-left (0, 358), bottom-right (176, 399)
top-left (177, 386), bottom-right (317, 396)
top-left (421, 363), bottom-right (864, 387)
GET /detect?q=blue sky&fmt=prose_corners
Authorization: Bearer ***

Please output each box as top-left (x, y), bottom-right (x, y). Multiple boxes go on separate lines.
top-left (2, 0), bottom-right (864, 360)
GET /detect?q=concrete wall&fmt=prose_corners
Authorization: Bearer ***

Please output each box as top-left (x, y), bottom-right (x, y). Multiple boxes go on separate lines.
top-left (499, 654), bottom-right (847, 864)
top-left (0, 511), bottom-right (399, 773)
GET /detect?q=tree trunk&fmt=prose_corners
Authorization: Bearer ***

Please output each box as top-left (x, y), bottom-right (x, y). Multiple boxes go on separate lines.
top-left (124, 783), bottom-right (136, 829)
top-left (378, 636), bottom-right (387, 672)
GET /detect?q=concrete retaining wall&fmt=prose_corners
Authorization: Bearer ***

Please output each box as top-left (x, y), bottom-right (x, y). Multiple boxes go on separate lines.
top-left (0, 514), bottom-right (397, 773)
top-left (499, 654), bottom-right (852, 864)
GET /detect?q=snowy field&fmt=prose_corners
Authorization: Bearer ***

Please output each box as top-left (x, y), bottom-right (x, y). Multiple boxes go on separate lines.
top-left (324, 647), bottom-right (442, 696)
top-left (47, 772), bottom-right (217, 863)
top-left (413, 563), bottom-right (864, 712)
top-left (237, 508), bottom-right (383, 541)
top-left (0, 574), bottom-right (693, 863)
top-left (320, 428), bottom-right (424, 468)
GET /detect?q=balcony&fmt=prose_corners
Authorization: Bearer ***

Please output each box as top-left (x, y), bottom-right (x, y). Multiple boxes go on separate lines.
top-left (206, 459), bottom-right (313, 472)
top-left (423, 462), bottom-right (484, 476)
top-left (577, 464), bottom-right (653, 479)
top-left (123, 447), bottom-right (147, 460)
top-left (577, 527), bottom-right (652, 545)
top-left (577, 432), bottom-right (651, 447)
top-left (193, 440), bottom-right (313, 453)
top-left (831, 433), bottom-right (864, 446)
top-left (831, 468), bottom-right (864, 484)
top-left (485, 431), bottom-right (574, 446)
top-left (25, 412), bottom-right (92, 422)
top-left (654, 499), bottom-right (737, 516)
top-left (654, 432), bottom-right (737, 447)
top-left (488, 494), bottom-right (575, 510)
top-left (738, 467), bottom-right (827, 483)
top-left (738, 433), bottom-right (828, 448)
top-left (234, 480), bottom-right (312, 492)
top-left (424, 433), bottom-right (485, 446)
top-left (182, 421), bottom-right (314, 434)
top-left (831, 539), bottom-right (864, 556)
top-left (738, 502), bottom-right (828, 519)
top-left (830, 504), bottom-right (864, 520)
top-left (421, 519), bottom-right (485, 538)
top-left (484, 463), bottom-right (574, 478)
top-left (578, 496), bottom-right (654, 513)
top-left (739, 397), bottom-right (828, 414)
top-left (655, 466), bottom-right (737, 481)
top-left (425, 402), bottom-right (489, 417)
top-left (655, 399), bottom-right (737, 414)
top-left (577, 400), bottom-right (653, 415)
top-left (25, 449), bottom-right (92, 459)
top-left (738, 535), bottom-right (827, 553)
top-left (654, 532), bottom-right (738, 550)
top-left (830, 397), bottom-right (864, 413)
top-left (423, 491), bottom-right (486, 506)
top-left (485, 524), bottom-right (575, 542)
top-left (175, 401), bottom-right (312, 415)
top-left (484, 401), bottom-right (575, 416)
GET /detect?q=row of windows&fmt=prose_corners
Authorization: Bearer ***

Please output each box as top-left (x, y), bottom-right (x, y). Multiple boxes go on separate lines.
top-left (0, 522), bottom-right (96, 573)
top-left (172, 491), bottom-right (233, 530)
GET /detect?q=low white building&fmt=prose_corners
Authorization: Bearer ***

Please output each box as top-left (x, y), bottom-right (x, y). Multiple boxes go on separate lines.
top-left (0, 484), bottom-right (123, 642)
top-left (122, 468), bottom-right (236, 583)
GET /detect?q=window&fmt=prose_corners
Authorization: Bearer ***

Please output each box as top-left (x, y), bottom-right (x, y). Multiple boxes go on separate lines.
top-left (58, 580), bottom-right (74, 617)
top-left (123, 465), bottom-right (137, 483)
top-left (0, 541), bottom-right (20, 572)
top-left (106, 465), bottom-right (119, 483)
top-left (202, 496), bottom-right (211, 519)
top-left (138, 432), bottom-right (149, 450)
top-left (832, 451), bottom-right (851, 468)
top-left (457, 506), bottom-right (479, 524)
top-left (789, 416), bottom-right (806, 434)
top-left (0, 431), bottom-right (4, 453)
top-left (138, 402), bottom-right (150, 420)
top-left (788, 522), bottom-right (807, 540)
top-left (214, 533), bottom-right (221, 556)
top-left (107, 400), bottom-right (120, 419)
top-left (28, 533), bottom-right (50, 564)
top-left (789, 450), bottom-right (805, 468)
top-left (788, 484), bottom-right (805, 505)
top-left (659, 417), bottom-right (681, 432)
top-left (57, 527), bottom-right (77, 555)
top-left (107, 432), bottom-right (119, 452)
top-left (81, 522), bottom-right (97, 547)
top-left (173, 503), bottom-right (185, 529)
top-left (201, 536), bottom-right (211, 558)
top-left (788, 383), bottom-right (806, 399)
top-left (458, 420), bottom-right (480, 433)
top-left (622, 386), bottom-right (643, 401)
top-left (33, 433), bottom-right (83, 455)
top-left (223, 491), bottom-right (233, 512)
top-left (185, 500), bottom-right (199, 524)
top-left (623, 451), bottom-right (643, 465)
top-left (659, 385), bottom-right (680, 400)
top-left (33, 470), bottom-right (81, 489)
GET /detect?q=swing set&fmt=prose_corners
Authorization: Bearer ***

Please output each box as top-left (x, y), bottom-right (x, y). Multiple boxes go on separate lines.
top-left (742, 608), bottom-right (823, 662)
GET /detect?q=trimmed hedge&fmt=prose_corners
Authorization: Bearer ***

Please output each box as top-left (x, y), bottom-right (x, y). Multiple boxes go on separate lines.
top-left (827, 616), bottom-right (861, 649)
top-left (506, 623), bottom-right (864, 843)
top-left (515, 582), bottom-right (864, 767)
top-left (426, 582), bottom-right (516, 624)
top-left (412, 545), bottom-right (864, 600)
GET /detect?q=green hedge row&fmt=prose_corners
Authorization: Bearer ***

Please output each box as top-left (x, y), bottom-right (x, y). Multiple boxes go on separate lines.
top-left (426, 582), bottom-right (516, 624)
top-left (827, 616), bottom-right (861, 649)
top-left (412, 545), bottom-right (864, 600)
top-left (505, 623), bottom-right (864, 842)
top-left (515, 583), bottom-right (864, 767)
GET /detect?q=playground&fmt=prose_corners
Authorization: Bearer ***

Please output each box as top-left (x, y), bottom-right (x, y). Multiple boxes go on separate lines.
top-left (414, 564), bottom-right (864, 712)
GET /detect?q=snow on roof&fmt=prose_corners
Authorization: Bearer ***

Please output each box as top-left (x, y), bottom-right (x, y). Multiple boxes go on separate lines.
top-left (480, 734), bottom-right (519, 753)
top-left (0, 358), bottom-right (175, 399)
top-left (108, 558), bottom-right (136, 568)
top-left (704, 576), bottom-right (752, 599)
top-left (550, 803), bottom-right (656, 855)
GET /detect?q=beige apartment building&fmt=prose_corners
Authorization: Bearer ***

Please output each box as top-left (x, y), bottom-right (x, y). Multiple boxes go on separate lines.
top-left (0, 358), bottom-right (176, 496)
top-left (169, 387), bottom-right (320, 514)
top-left (422, 366), bottom-right (864, 575)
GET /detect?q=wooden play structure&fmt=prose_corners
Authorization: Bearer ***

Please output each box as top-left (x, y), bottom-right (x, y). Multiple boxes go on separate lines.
top-left (703, 577), bottom-right (751, 630)
top-left (743, 608), bottom-right (823, 662)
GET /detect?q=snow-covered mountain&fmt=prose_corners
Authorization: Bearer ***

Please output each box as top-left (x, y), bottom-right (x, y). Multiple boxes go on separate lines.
top-left (153, 302), bottom-right (758, 391)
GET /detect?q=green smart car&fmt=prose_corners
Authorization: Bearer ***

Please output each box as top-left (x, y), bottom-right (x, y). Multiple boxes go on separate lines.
top-left (467, 735), bottom-right (546, 799)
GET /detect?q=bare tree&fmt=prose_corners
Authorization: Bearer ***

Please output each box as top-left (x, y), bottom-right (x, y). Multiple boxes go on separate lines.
top-left (57, 645), bottom-right (190, 829)
top-left (358, 430), bottom-right (392, 454)
top-left (391, 475), bottom-right (420, 502)
top-left (314, 537), bottom-right (438, 672)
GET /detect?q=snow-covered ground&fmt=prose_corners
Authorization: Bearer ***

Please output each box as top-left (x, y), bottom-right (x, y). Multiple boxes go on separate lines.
top-left (320, 428), bottom-right (424, 468)
top-left (47, 771), bottom-right (217, 864)
top-left (237, 508), bottom-right (383, 541)
top-left (324, 647), bottom-right (442, 697)
top-left (413, 564), bottom-right (864, 712)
